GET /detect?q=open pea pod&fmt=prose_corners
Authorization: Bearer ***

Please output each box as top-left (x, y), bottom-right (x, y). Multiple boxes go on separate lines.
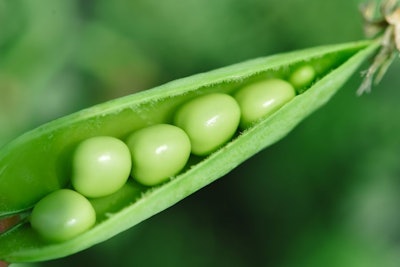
top-left (0, 40), bottom-right (378, 262)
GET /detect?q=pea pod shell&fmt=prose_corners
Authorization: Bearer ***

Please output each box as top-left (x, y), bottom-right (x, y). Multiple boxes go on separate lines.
top-left (0, 40), bottom-right (378, 262)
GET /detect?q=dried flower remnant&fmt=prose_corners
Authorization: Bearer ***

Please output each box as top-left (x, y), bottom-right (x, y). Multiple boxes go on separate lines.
top-left (358, 0), bottom-right (400, 95)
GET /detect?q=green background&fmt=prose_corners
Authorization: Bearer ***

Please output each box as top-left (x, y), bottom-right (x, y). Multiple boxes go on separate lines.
top-left (2, 0), bottom-right (400, 266)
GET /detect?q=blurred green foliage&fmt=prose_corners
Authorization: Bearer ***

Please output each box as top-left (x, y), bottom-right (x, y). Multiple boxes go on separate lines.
top-left (2, 0), bottom-right (400, 266)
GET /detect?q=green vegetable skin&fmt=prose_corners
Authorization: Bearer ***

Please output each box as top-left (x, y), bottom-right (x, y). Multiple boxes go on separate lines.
top-left (0, 40), bottom-right (378, 262)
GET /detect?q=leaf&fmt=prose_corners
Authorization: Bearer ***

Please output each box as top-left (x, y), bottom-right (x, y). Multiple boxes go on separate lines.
top-left (0, 40), bottom-right (378, 262)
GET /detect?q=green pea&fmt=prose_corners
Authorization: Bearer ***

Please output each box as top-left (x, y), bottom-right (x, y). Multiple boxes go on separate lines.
top-left (72, 136), bottom-right (132, 198)
top-left (126, 124), bottom-right (191, 186)
top-left (30, 189), bottom-right (96, 242)
top-left (234, 79), bottom-right (296, 129)
top-left (289, 64), bottom-right (316, 89)
top-left (173, 93), bottom-right (241, 156)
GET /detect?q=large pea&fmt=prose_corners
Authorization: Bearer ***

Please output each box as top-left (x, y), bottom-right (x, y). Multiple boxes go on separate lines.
top-left (72, 136), bottom-right (132, 198)
top-left (173, 93), bottom-right (241, 156)
top-left (30, 189), bottom-right (96, 242)
top-left (289, 64), bottom-right (316, 90)
top-left (234, 79), bottom-right (296, 129)
top-left (126, 124), bottom-right (191, 186)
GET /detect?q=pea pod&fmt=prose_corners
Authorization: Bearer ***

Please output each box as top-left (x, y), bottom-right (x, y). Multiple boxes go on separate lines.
top-left (0, 40), bottom-right (378, 262)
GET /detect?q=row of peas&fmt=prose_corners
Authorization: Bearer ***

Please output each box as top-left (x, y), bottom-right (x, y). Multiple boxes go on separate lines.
top-left (30, 64), bottom-right (316, 242)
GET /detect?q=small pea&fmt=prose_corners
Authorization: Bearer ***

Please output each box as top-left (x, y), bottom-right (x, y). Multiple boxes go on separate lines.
top-left (72, 136), bottom-right (132, 198)
top-left (173, 93), bottom-right (241, 156)
top-left (289, 64), bottom-right (316, 90)
top-left (234, 79), bottom-right (296, 129)
top-left (126, 124), bottom-right (191, 186)
top-left (30, 189), bottom-right (96, 242)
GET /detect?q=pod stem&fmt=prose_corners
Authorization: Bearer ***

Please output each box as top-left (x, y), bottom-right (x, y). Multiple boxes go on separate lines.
top-left (358, 0), bottom-right (400, 95)
top-left (0, 216), bottom-right (17, 266)
top-left (0, 215), bottom-right (20, 234)
top-left (0, 212), bottom-right (30, 236)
